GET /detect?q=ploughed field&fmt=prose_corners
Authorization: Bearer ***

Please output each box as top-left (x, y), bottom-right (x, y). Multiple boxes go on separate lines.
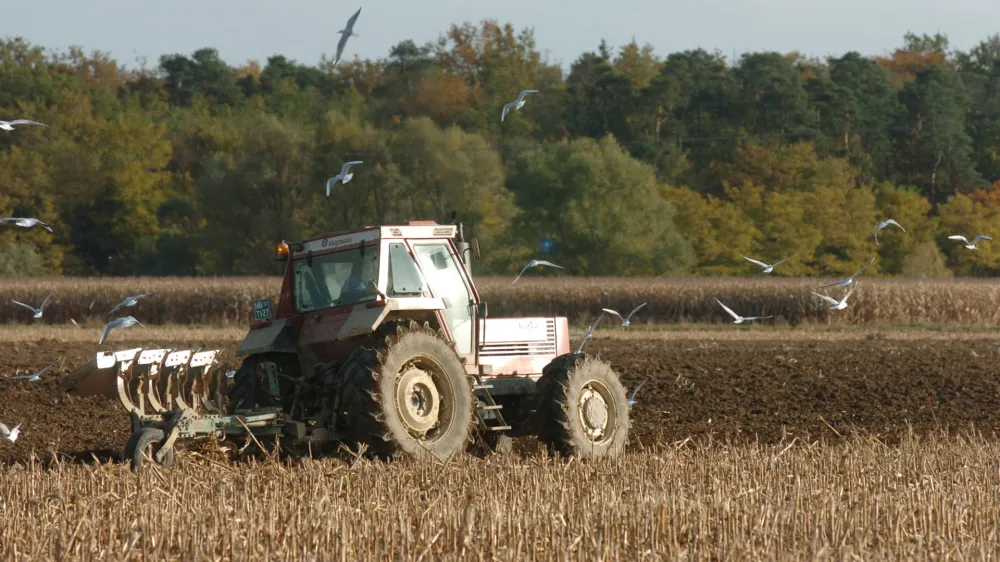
top-left (3, 332), bottom-right (1000, 464)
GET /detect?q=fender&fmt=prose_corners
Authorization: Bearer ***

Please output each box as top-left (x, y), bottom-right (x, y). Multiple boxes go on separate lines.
top-left (236, 318), bottom-right (298, 357)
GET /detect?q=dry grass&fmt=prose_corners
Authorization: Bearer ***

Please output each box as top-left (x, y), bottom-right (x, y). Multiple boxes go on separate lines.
top-left (2, 276), bottom-right (1000, 327)
top-left (2, 432), bottom-right (1000, 560)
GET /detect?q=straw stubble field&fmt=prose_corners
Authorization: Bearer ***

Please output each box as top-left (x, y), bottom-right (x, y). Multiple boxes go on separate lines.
top-left (2, 327), bottom-right (1000, 559)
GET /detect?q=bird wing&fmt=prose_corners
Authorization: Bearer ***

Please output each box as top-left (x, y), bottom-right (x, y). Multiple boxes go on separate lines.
top-left (326, 176), bottom-right (338, 197)
top-left (815, 279), bottom-right (847, 289)
top-left (98, 321), bottom-right (117, 345)
top-left (629, 379), bottom-right (648, 401)
top-left (516, 90), bottom-right (539, 103)
top-left (40, 294), bottom-right (51, 310)
top-left (715, 298), bottom-right (741, 321)
top-left (743, 256), bottom-right (770, 269)
top-left (344, 6), bottom-right (361, 30)
top-left (949, 235), bottom-right (970, 244)
top-left (841, 281), bottom-right (859, 304)
top-left (37, 221), bottom-right (53, 232)
top-left (743, 315), bottom-right (774, 321)
top-left (585, 312), bottom-right (606, 336)
top-left (601, 308), bottom-right (624, 323)
top-left (772, 253), bottom-right (798, 267)
top-left (334, 34), bottom-right (349, 64)
top-left (974, 235), bottom-right (992, 243)
top-left (852, 256), bottom-right (876, 277)
top-left (626, 302), bottom-right (647, 321)
top-left (810, 292), bottom-right (840, 306)
top-left (35, 359), bottom-right (59, 376)
top-left (511, 261), bottom-right (535, 285)
top-left (0, 423), bottom-right (8, 436)
top-left (0, 218), bottom-right (16, 223)
top-left (501, 103), bottom-right (513, 122)
top-left (9, 120), bottom-right (46, 126)
top-left (108, 300), bottom-right (124, 315)
top-left (888, 219), bottom-right (905, 231)
top-left (535, 260), bottom-right (563, 269)
top-left (10, 300), bottom-right (36, 313)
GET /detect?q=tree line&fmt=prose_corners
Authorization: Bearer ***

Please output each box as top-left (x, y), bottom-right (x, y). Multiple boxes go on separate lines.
top-left (1, 25), bottom-right (1000, 278)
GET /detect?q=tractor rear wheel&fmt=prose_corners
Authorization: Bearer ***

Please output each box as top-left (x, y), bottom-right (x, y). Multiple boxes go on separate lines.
top-left (124, 427), bottom-right (175, 471)
top-left (536, 354), bottom-right (630, 459)
top-left (339, 321), bottom-right (474, 460)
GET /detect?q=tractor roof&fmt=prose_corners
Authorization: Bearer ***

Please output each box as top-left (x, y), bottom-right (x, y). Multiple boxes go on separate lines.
top-left (291, 221), bottom-right (457, 256)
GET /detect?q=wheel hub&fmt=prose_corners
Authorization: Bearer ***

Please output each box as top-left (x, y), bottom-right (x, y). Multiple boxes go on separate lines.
top-left (579, 386), bottom-right (609, 439)
top-left (396, 367), bottom-right (440, 434)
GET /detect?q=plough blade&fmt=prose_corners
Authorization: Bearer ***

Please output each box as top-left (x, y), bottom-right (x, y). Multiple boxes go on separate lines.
top-left (59, 347), bottom-right (228, 416)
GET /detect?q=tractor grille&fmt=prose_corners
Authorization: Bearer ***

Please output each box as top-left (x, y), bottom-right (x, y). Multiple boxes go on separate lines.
top-left (479, 319), bottom-right (557, 357)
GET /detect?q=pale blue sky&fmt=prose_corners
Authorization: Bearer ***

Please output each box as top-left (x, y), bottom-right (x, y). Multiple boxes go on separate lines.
top-left (5, 0), bottom-right (1000, 70)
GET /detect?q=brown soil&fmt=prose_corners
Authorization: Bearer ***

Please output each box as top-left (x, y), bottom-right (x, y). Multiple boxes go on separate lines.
top-left (2, 336), bottom-right (999, 464)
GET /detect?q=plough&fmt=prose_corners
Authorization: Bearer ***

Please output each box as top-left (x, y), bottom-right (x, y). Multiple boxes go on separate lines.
top-left (61, 347), bottom-right (287, 469)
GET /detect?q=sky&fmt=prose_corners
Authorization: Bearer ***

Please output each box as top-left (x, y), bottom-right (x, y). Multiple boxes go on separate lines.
top-left (5, 0), bottom-right (1000, 70)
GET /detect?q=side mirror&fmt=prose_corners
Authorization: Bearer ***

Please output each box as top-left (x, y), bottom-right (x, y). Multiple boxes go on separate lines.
top-left (477, 302), bottom-right (488, 318)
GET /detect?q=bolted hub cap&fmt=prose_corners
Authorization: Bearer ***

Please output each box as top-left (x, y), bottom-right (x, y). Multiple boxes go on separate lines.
top-left (396, 367), bottom-right (440, 434)
top-left (579, 385), bottom-right (609, 440)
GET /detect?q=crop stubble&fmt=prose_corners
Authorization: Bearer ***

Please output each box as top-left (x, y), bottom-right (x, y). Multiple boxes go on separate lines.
top-left (3, 334), bottom-right (1000, 559)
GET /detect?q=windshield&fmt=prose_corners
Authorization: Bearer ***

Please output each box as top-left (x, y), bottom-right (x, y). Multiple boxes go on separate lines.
top-left (292, 246), bottom-right (379, 312)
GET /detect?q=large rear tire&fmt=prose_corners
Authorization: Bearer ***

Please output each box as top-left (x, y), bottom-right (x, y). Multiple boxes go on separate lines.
top-left (339, 321), bottom-right (474, 460)
top-left (536, 354), bottom-right (630, 459)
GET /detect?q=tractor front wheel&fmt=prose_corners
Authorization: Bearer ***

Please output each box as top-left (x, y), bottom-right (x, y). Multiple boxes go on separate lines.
top-left (339, 321), bottom-right (474, 460)
top-left (536, 354), bottom-right (630, 459)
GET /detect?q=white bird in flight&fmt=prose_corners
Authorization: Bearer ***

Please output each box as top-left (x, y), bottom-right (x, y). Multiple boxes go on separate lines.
top-left (627, 379), bottom-right (648, 407)
top-left (715, 298), bottom-right (773, 324)
top-left (572, 312), bottom-right (605, 354)
top-left (108, 293), bottom-right (154, 315)
top-left (11, 294), bottom-right (51, 319)
top-left (874, 218), bottom-right (905, 245)
top-left (0, 422), bottom-right (20, 442)
top-left (334, 7), bottom-right (362, 66)
top-left (948, 234), bottom-right (992, 250)
top-left (511, 259), bottom-right (563, 284)
top-left (743, 253), bottom-right (797, 274)
top-left (602, 303), bottom-right (648, 327)
top-left (326, 161), bottom-right (363, 196)
top-left (0, 217), bottom-right (53, 232)
top-left (501, 90), bottom-right (539, 122)
top-left (815, 256), bottom-right (876, 289)
top-left (0, 119), bottom-right (46, 132)
top-left (8, 358), bottom-right (59, 382)
top-left (811, 281), bottom-right (860, 311)
top-left (99, 316), bottom-right (145, 345)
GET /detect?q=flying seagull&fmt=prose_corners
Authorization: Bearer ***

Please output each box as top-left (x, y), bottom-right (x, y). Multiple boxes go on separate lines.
top-left (0, 119), bottom-right (46, 132)
top-left (11, 294), bottom-right (51, 319)
top-left (108, 293), bottom-right (155, 315)
top-left (602, 303), bottom-right (648, 327)
top-left (743, 253), bottom-right (797, 274)
top-left (874, 218), bottom-right (905, 245)
top-left (0, 422), bottom-right (19, 442)
top-left (334, 7), bottom-right (362, 66)
top-left (8, 358), bottom-right (59, 382)
top-left (0, 217), bottom-right (53, 232)
top-left (326, 161), bottom-right (363, 196)
top-left (811, 281), bottom-right (860, 311)
top-left (572, 312), bottom-right (605, 354)
top-left (627, 379), bottom-right (648, 407)
top-left (715, 298), bottom-right (774, 324)
top-left (816, 256), bottom-right (876, 289)
top-left (99, 316), bottom-right (145, 345)
top-left (948, 234), bottom-right (992, 250)
top-left (501, 90), bottom-right (539, 122)
top-left (511, 259), bottom-right (563, 284)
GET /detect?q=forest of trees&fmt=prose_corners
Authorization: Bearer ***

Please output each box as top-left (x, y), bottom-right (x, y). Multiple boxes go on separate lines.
top-left (2, 24), bottom-right (1000, 278)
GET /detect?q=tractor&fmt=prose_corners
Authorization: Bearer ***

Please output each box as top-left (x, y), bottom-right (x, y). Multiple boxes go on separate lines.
top-left (60, 221), bottom-right (632, 468)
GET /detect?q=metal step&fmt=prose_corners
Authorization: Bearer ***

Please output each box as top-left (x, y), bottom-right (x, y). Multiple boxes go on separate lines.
top-left (484, 425), bottom-right (511, 431)
top-left (473, 384), bottom-right (493, 390)
top-left (477, 404), bottom-right (503, 411)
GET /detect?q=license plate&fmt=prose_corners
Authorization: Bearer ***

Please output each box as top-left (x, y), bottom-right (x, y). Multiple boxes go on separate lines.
top-left (252, 298), bottom-right (272, 321)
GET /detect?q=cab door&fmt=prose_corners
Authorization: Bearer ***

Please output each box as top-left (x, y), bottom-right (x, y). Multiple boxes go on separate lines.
top-left (410, 242), bottom-right (476, 360)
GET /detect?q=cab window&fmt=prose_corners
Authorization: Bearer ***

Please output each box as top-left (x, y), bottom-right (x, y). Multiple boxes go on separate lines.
top-left (387, 243), bottom-right (424, 297)
top-left (292, 246), bottom-right (379, 312)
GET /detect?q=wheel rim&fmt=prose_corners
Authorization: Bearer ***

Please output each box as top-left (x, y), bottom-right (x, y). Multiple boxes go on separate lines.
top-left (393, 356), bottom-right (454, 442)
top-left (577, 379), bottom-right (616, 443)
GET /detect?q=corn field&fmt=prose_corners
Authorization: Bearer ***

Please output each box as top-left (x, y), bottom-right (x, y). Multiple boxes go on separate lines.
top-left (1, 276), bottom-right (1000, 326)
top-left (2, 432), bottom-right (1000, 560)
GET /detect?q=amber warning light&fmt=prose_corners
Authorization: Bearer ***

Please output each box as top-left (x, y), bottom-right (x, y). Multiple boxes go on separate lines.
top-left (276, 240), bottom-right (290, 261)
